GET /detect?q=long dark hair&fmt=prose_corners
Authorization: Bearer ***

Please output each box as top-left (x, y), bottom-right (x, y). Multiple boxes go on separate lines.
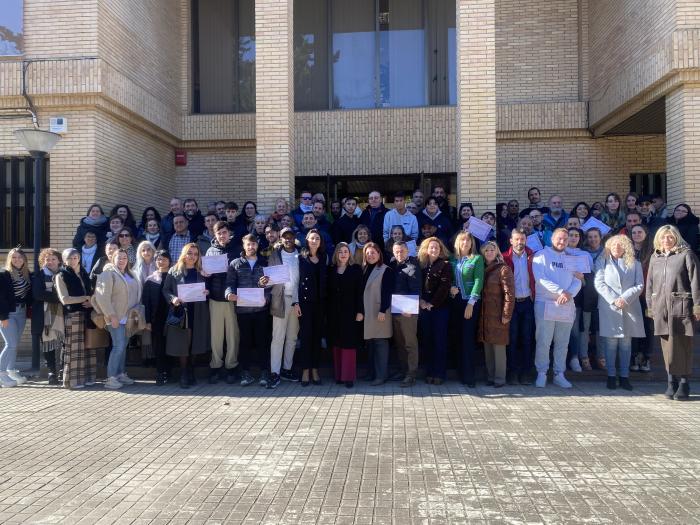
top-left (301, 228), bottom-right (326, 259)
top-left (140, 206), bottom-right (162, 228)
top-left (110, 204), bottom-right (137, 229)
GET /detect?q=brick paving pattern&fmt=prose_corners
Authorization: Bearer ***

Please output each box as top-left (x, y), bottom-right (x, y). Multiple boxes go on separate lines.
top-left (0, 380), bottom-right (699, 524)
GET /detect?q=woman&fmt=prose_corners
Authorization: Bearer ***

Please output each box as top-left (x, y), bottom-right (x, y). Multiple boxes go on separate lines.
top-left (477, 242), bottom-right (515, 387)
top-left (139, 218), bottom-right (163, 249)
top-left (385, 225), bottom-right (409, 261)
top-left (630, 224), bottom-right (654, 372)
top-left (579, 227), bottom-right (605, 370)
top-left (55, 248), bottom-right (94, 389)
top-left (600, 192), bottom-right (626, 231)
top-left (250, 215), bottom-right (270, 252)
top-left (105, 216), bottom-right (124, 243)
top-left (134, 241), bottom-right (157, 284)
top-left (270, 198), bottom-right (290, 225)
top-left (137, 207), bottom-right (162, 238)
top-left (94, 249), bottom-right (142, 389)
top-left (31, 248), bottom-right (64, 385)
top-left (624, 192), bottom-right (639, 215)
top-left (238, 201), bottom-right (257, 233)
top-left (419, 237), bottom-right (452, 385)
top-left (73, 204), bottom-right (108, 249)
top-left (90, 241), bottom-right (119, 290)
top-left (666, 204), bottom-right (699, 253)
top-left (570, 202), bottom-right (591, 223)
top-left (0, 249), bottom-right (32, 387)
top-left (419, 197), bottom-right (453, 245)
top-left (590, 202), bottom-right (604, 220)
top-left (362, 243), bottom-right (393, 385)
top-left (143, 250), bottom-right (172, 385)
top-left (298, 229), bottom-right (327, 386)
top-left (646, 225), bottom-right (700, 400)
top-left (116, 227), bottom-right (137, 265)
top-left (110, 204), bottom-right (137, 232)
top-left (349, 225), bottom-right (371, 265)
top-left (80, 231), bottom-right (101, 274)
top-left (495, 204), bottom-right (512, 252)
top-left (456, 203), bottom-right (475, 232)
top-left (328, 243), bottom-right (364, 388)
top-left (594, 235), bottom-right (645, 390)
top-left (450, 231), bottom-right (483, 387)
top-left (565, 227), bottom-right (590, 372)
top-left (163, 243), bottom-right (211, 388)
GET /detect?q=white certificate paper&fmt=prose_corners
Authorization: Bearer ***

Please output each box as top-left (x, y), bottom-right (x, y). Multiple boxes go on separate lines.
top-left (391, 295), bottom-right (419, 315)
top-left (263, 265), bottom-right (290, 285)
top-left (201, 255), bottom-right (228, 274)
top-left (564, 255), bottom-right (591, 273)
top-left (581, 217), bottom-right (612, 237)
top-left (526, 233), bottom-right (544, 252)
top-left (544, 301), bottom-right (575, 323)
top-left (236, 287), bottom-right (265, 307)
top-left (406, 240), bottom-right (417, 257)
top-left (468, 217), bottom-right (493, 242)
top-left (177, 282), bottom-right (207, 303)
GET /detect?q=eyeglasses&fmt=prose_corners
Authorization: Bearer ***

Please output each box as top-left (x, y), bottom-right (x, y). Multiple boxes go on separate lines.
top-left (119, 233), bottom-right (131, 238)
top-left (301, 196), bottom-right (312, 200)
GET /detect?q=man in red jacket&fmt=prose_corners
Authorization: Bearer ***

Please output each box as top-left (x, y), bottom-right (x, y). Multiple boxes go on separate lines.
top-left (502, 228), bottom-right (536, 385)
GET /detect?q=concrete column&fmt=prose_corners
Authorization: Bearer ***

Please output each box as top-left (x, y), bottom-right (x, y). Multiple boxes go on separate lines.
top-left (255, 0), bottom-right (295, 213)
top-left (666, 85), bottom-right (700, 210)
top-left (456, 0), bottom-right (496, 212)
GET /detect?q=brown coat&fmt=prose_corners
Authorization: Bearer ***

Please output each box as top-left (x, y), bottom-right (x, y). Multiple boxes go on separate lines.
top-left (478, 262), bottom-right (515, 345)
top-left (646, 247), bottom-right (700, 337)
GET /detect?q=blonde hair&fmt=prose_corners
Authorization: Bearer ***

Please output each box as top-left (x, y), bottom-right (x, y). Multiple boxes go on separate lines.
top-left (479, 241), bottom-right (504, 264)
top-left (173, 243), bottom-right (202, 273)
top-left (417, 237), bottom-right (449, 268)
top-left (4, 248), bottom-right (30, 281)
top-left (604, 234), bottom-right (636, 268)
top-left (453, 231), bottom-right (476, 257)
top-left (332, 242), bottom-right (355, 267)
top-left (652, 224), bottom-right (688, 253)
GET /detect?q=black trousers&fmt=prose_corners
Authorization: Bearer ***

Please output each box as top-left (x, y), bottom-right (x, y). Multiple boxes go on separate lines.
top-left (299, 301), bottom-right (324, 369)
top-left (153, 323), bottom-right (169, 374)
top-left (237, 310), bottom-right (270, 371)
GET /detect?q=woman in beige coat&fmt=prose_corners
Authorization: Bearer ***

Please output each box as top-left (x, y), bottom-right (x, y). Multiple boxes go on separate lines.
top-left (362, 243), bottom-right (393, 385)
top-left (646, 225), bottom-right (700, 400)
top-left (94, 249), bottom-right (142, 390)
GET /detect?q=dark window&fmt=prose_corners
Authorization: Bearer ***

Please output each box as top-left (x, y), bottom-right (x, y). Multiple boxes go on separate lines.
top-left (0, 157), bottom-right (50, 249)
top-left (629, 173), bottom-right (666, 201)
top-left (0, 0), bottom-right (23, 56)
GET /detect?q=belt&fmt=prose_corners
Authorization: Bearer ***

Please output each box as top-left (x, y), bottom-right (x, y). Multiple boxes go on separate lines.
top-left (515, 296), bottom-right (531, 302)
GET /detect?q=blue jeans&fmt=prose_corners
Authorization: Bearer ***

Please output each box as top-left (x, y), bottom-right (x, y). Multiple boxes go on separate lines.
top-left (534, 302), bottom-right (574, 375)
top-left (366, 338), bottom-right (389, 381)
top-left (420, 306), bottom-right (450, 380)
top-left (0, 307), bottom-right (27, 372)
top-left (507, 298), bottom-right (534, 374)
top-left (106, 324), bottom-right (128, 378)
top-left (603, 337), bottom-right (632, 378)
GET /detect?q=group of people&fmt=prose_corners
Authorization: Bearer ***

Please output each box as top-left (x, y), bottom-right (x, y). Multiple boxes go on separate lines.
top-left (1, 186), bottom-right (698, 400)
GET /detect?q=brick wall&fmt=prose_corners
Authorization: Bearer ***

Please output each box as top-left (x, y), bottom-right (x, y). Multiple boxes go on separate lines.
top-left (24, 0), bottom-right (99, 56)
top-left (666, 85), bottom-right (700, 209)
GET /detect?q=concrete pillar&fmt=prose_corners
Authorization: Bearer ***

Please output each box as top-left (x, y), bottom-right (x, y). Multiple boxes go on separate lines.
top-left (255, 0), bottom-right (295, 213)
top-left (456, 0), bottom-right (496, 212)
top-left (666, 85), bottom-right (700, 210)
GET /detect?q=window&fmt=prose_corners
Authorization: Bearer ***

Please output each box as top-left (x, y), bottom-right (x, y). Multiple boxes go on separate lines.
top-left (0, 0), bottom-right (23, 56)
top-left (0, 157), bottom-right (50, 249)
top-left (192, 0), bottom-right (255, 114)
top-left (294, 0), bottom-right (455, 111)
top-left (630, 173), bottom-right (666, 201)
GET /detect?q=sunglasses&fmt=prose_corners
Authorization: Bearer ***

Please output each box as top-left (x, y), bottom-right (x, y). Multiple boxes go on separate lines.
top-left (119, 233), bottom-right (131, 238)
top-left (301, 196), bottom-right (312, 200)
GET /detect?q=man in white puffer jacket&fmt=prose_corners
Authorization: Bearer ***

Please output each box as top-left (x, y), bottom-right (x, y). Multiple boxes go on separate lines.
top-left (532, 228), bottom-right (582, 388)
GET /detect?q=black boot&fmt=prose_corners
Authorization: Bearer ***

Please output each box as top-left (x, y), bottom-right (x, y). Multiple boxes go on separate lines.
top-left (618, 377), bottom-right (633, 391)
top-left (179, 371), bottom-right (189, 389)
top-left (208, 367), bottom-right (219, 384)
top-left (188, 367), bottom-right (197, 386)
top-left (155, 372), bottom-right (166, 386)
top-left (664, 378), bottom-right (679, 399)
top-left (606, 376), bottom-right (617, 390)
top-left (673, 381), bottom-right (690, 401)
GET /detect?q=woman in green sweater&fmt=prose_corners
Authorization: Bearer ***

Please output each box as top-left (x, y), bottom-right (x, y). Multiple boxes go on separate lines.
top-left (450, 231), bottom-right (484, 387)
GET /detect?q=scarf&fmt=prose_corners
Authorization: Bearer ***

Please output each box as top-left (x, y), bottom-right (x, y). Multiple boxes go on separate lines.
top-left (10, 270), bottom-right (30, 300)
top-left (300, 204), bottom-right (313, 213)
top-left (81, 244), bottom-right (98, 270)
top-left (41, 267), bottom-right (64, 352)
top-left (84, 215), bottom-right (107, 227)
top-left (144, 232), bottom-right (160, 244)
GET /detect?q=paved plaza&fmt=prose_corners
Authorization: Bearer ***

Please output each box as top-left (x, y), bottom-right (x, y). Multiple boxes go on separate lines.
top-left (0, 380), bottom-right (698, 524)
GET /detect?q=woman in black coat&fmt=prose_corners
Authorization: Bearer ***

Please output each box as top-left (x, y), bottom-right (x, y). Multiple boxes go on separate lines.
top-left (72, 204), bottom-right (109, 249)
top-left (31, 249), bottom-right (64, 385)
top-left (667, 204), bottom-right (699, 253)
top-left (327, 242), bottom-right (364, 388)
top-left (142, 250), bottom-right (172, 385)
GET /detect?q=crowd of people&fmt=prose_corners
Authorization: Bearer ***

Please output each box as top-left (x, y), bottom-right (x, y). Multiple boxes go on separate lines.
top-left (1, 186), bottom-right (698, 400)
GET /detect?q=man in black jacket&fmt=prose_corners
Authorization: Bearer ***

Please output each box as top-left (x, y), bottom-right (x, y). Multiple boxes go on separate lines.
top-left (390, 241), bottom-right (422, 387)
top-left (331, 196), bottom-right (360, 244)
top-left (184, 198), bottom-right (205, 237)
top-left (359, 191), bottom-right (388, 251)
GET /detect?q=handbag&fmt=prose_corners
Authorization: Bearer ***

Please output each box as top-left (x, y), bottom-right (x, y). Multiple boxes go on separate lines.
top-left (166, 305), bottom-right (186, 327)
top-left (85, 327), bottom-right (110, 349)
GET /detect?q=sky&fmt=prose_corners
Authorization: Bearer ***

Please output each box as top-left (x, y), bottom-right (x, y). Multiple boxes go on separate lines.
top-left (1, 0), bottom-right (23, 33)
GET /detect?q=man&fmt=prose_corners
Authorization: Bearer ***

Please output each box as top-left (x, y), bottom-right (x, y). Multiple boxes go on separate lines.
top-left (161, 197), bottom-right (182, 237)
top-left (620, 211), bottom-right (642, 237)
top-left (260, 224), bottom-right (280, 258)
top-left (652, 194), bottom-right (668, 219)
top-left (390, 241), bottom-right (422, 387)
top-left (292, 190), bottom-right (314, 228)
top-left (638, 195), bottom-right (664, 233)
top-left (532, 228), bottom-right (582, 388)
top-left (224, 201), bottom-right (246, 238)
top-left (267, 227), bottom-right (302, 388)
top-left (330, 200), bottom-right (342, 222)
top-left (503, 228), bottom-right (536, 385)
top-left (359, 191), bottom-right (388, 250)
top-left (215, 200), bottom-right (227, 221)
top-left (506, 200), bottom-right (520, 229)
top-left (197, 212), bottom-right (218, 255)
top-left (331, 196), bottom-right (360, 244)
top-left (383, 191), bottom-right (419, 242)
top-left (519, 186), bottom-right (550, 218)
top-left (297, 212), bottom-right (334, 253)
top-left (183, 198), bottom-right (205, 237)
top-left (542, 195), bottom-right (568, 238)
top-left (207, 201), bottom-right (218, 214)
top-left (412, 189), bottom-right (425, 211)
top-left (517, 216), bottom-right (534, 236)
top-left (206, 221), bottom-right (241, 384)
top-left (432, 185), bottom-right (456, 221)
top-left (312, 201), bottom-right (331, 233)
top-left (406, 202), bottom-right (419, 215)
top-left (166, 213), bottom-right (191, 260)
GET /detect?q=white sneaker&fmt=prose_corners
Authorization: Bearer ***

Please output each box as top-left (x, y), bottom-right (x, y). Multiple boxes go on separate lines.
top-left (0, 372), bottom-right (17, 388)
top-left (553, 373), bottom-right (572, 388)
top-left (535, 372), bottom-right (547, 388)
top-left (569, 358), bottom-right (582, 373)
top-left (105, 377), bottom-right (123, 390)
top-left (117, 373), bottom-right (134, 385)
top-left (7, 370), bottom-right (27, 385)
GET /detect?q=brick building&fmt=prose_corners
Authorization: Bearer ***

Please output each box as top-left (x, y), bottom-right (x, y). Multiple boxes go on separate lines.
top-left (0, 0), bottom-right (698, 250)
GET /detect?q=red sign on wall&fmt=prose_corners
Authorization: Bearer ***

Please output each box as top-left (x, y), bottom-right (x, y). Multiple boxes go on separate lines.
top-left (175, 149), bottom-right (187, 166)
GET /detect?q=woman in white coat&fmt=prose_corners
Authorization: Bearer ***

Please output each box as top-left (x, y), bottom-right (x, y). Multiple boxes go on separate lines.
top-left (594, 234), bottom-right (645, 391)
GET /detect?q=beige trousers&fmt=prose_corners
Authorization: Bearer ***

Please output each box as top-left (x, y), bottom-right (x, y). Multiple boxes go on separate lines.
top-left (209, 300), bottom-right (239, 369)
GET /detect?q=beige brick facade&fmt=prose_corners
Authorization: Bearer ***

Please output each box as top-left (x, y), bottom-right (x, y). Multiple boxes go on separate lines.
top-left (1, 0), bottom-right (698, 252)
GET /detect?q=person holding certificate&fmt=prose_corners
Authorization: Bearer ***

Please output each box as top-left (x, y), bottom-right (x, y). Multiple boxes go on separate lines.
top-left (450, 231), bottom-right (484, 387)
top-left (224, 234), bottom-right (270, 387)
top-left (564, 227), bottom-right (590, 373)
top-left (594, 235), bottom-right (645, 391)
top-left (419, 237), bottom-right (452, 385)
top-left (297, 229), bottom-right (328, 386)
top-left (162, 243), bottom-right (211, 389)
